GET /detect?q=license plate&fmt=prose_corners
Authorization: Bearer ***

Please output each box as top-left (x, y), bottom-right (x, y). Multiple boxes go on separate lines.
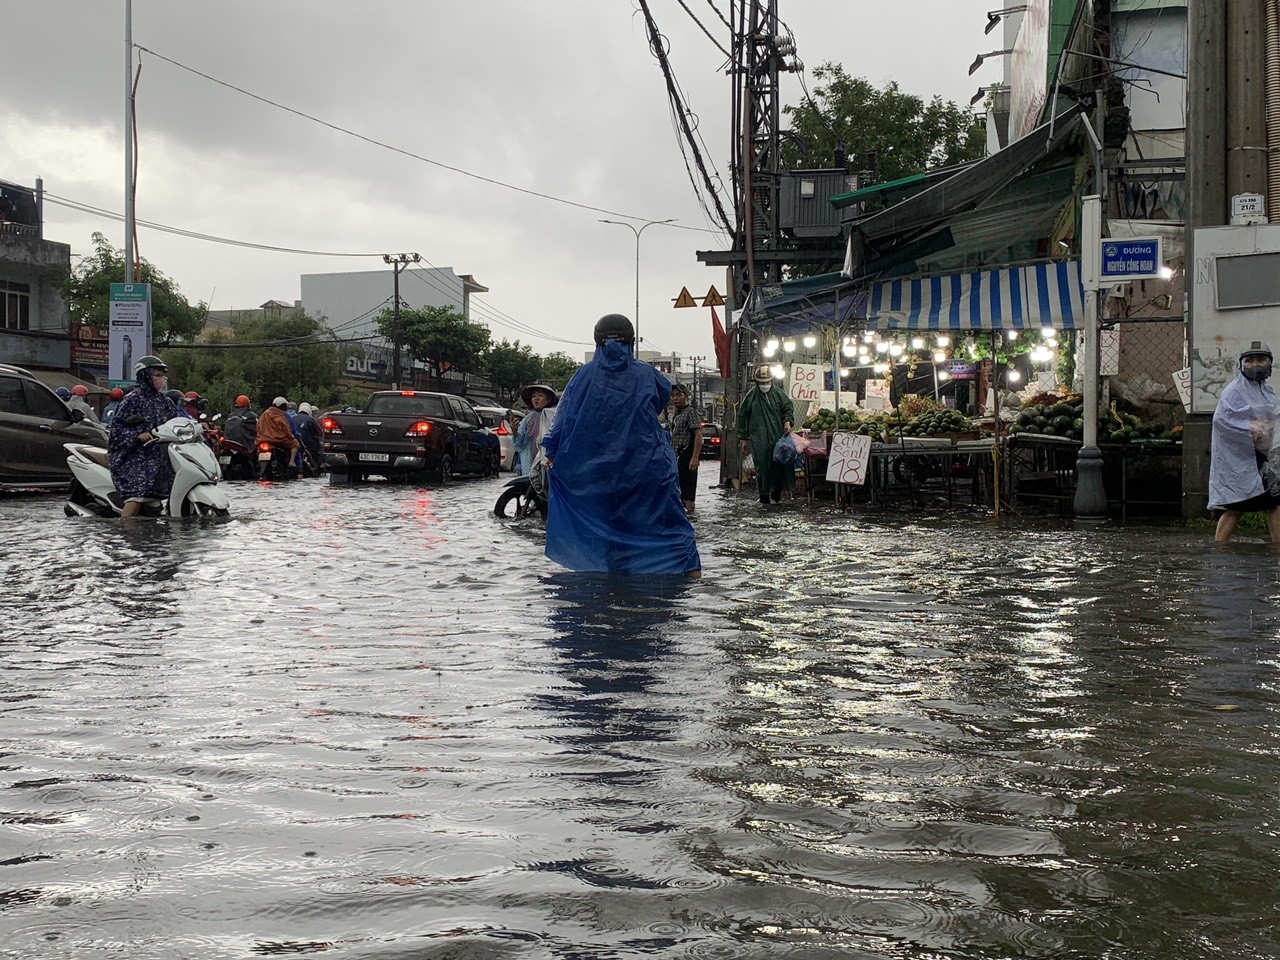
top-left (360, 452), bottom-right (390, 462)
top-left (218, 455), bottom-right (231, 465)
top-left (258, 452), bottom-right (273, 461)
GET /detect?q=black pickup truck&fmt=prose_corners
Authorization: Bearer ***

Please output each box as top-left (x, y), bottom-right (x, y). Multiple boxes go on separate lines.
top-left (320, 390), bottom-right (498, 483)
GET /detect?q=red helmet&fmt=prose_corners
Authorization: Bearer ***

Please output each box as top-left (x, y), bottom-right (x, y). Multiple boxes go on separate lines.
top-left (71, 384), bottom-right (89, 396)
top-left (234, 395), bottom-right (250, 408)
top-left (109, 387), bottom-right (125, 400)
top-left (184, 391), bottom-right (201, 401)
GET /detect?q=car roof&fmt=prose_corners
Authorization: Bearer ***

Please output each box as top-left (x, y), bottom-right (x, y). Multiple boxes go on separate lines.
top-left (0, 363), bottom-right (37, 379)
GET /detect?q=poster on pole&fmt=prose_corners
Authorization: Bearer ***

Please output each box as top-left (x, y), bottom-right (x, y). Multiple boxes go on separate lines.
top-left (825, 431), bottom-right (873, 485)
top-left (108, 283), bottom-right (152, 385)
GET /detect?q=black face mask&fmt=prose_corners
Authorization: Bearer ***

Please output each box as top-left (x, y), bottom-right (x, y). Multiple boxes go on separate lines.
top-left (1243, 362), bottom-right (1272, 383)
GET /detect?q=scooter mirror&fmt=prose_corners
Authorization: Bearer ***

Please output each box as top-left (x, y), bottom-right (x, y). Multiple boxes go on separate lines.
top-left (212, 413), bottom-right (223, 422)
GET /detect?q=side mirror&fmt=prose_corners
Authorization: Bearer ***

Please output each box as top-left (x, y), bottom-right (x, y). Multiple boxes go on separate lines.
top-left (69, 408), bottom-right (86, 423)
top-left (212, 413), bottom-right (223, 422)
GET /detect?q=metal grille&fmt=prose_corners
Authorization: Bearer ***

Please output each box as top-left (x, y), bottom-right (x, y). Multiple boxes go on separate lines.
top-left (1106, 319), bottom-right (1186, 428)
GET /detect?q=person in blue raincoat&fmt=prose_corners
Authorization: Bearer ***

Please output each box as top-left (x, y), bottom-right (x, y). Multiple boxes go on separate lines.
top-left (541, 314), bottom-right (701, 577)
top-left (108, 355), bottom-right (183, 518)
top-left (1209, 340), bottom-right (1280, 542)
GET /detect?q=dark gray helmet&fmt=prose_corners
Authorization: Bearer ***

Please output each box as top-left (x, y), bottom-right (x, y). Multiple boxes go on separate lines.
top-left (594, 313), bottom-right (635, 347)
top-left (1240, 340), bottom-right (1273, 363)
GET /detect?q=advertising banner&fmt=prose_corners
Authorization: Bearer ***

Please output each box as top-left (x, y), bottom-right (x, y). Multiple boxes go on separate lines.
top-left (108, 283), bottom-right (152, 383)
top-left (71, 321), bottom-right (110, 367)
top-left (1010, 0), bottom-right (1050, 141)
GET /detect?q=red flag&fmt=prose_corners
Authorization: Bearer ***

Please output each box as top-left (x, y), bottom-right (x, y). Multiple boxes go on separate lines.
top-left (711, 307), bottom-right (731, 378)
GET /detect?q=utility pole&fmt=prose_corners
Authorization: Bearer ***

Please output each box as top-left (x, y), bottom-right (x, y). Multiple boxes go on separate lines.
top-left (383, 253), bottom-right (420, 390)
top-left (689, 355), bottom-right (706, 414)
top-left (123, 0), bottom-right (135, 283)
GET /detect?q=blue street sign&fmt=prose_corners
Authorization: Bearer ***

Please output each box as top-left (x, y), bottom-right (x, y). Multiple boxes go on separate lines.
top-left (1100, 237), bottom-right (1163, 280)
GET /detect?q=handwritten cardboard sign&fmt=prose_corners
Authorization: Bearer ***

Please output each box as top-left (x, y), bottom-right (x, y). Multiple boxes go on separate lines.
top-left (825, 431), bottom-right (873, 485)
top-left (1173, 366), bottom-right (1192, 412)
top-left (789, 363), bottom-right (822, 404)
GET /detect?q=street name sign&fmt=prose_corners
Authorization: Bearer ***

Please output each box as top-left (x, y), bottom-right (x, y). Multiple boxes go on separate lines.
top-left (1100, 237), bottom-right (1163, 281)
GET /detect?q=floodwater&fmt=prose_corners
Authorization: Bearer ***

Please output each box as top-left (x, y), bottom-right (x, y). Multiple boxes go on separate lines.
top-left (1, 476), bottom-right (1278, 960)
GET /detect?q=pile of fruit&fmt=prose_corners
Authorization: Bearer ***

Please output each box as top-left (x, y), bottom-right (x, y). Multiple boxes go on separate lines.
top-left (1006, 395), bottom-right (1181, 443)
top-left (883, 407), bottom-right (976, 438)
top-left (803, 407), bottom-right (882, 437)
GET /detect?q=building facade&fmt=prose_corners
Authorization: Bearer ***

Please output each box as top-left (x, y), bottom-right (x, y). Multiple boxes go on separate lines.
top-left (0, 179), bottom-right (72, 369)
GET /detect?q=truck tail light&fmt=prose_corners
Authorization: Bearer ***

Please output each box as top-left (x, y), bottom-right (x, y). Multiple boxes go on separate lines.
top-left (405, 421), bottom-right (432, 437)
top-left (321, 417), bottom-right (342, 435)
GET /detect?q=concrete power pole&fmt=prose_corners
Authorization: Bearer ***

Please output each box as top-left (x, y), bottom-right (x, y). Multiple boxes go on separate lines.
top-left (383, 253), bottom-right (421, 390)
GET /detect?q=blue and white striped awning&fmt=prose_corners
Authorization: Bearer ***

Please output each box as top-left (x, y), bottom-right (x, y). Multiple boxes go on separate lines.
top-left (866, 260), bottom-right (1084, 331)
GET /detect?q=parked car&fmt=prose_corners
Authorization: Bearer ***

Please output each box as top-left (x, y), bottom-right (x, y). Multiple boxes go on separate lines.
top-left (700, 422), bottom-right (723, 460)
top-left (469, 404), bottom-right (517, 471)
top-left (0, 363), bottom-right (108, 490)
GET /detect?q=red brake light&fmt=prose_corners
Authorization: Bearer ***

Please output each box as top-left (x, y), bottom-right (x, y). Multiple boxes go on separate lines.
top-left (321, 417), bottom-right (342, 434)
top-left (405, 421), bottom-right (432, 437)
top-left (710, 437), bottom-right (720, 443)
top-left (400, 391), bottom-right (417, 397)
top-left (495, 422), bottom-right (510, 435)
top-left (257, 442), bottom-right (272, 452)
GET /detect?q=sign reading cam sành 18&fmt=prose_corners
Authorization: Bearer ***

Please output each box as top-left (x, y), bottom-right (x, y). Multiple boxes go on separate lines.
top-left (1100, 237), bottom-right (1163, 281)
top-left (108, 283), bottom-right (153, 383)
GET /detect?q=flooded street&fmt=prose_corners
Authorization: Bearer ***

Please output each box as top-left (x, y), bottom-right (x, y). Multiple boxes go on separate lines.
top-left (2, 477), bottom-right (1278, 959)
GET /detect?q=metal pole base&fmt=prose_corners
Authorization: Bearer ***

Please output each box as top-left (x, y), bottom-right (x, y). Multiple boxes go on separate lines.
top-left (1073, 445), bottom-right (1108, 521)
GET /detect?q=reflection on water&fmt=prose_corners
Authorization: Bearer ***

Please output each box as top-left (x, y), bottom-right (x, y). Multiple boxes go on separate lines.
top-left (0, 482), bottom-right (1277, 958)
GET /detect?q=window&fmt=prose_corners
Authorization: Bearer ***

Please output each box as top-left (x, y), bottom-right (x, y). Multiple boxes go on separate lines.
top-left (450, 397), bottom-right (481, 427)
top-left (1, 281), bottom-right (30, 331)
top-left (0, 376), bottom-right (25, 414)
top-left (1215, 252), bottom-right (1280, 310)
top-left (24, 380), bottom-right (67, 420)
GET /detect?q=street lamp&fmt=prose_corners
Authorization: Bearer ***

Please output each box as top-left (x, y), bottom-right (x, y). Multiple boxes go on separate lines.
top-left (599, 217), bottom-right (678, 350)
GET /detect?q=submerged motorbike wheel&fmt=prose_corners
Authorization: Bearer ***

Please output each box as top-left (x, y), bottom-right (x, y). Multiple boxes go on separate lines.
top-left (180, 498), bottom-right (231, 520)
top-left (66, 478), bottom-right (115, 518)
top-left (494, 485), bottom-right (544, 519)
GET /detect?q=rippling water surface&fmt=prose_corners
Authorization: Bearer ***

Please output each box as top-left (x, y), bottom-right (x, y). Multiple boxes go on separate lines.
top-left (2, 477), bottom-right (1278, 959)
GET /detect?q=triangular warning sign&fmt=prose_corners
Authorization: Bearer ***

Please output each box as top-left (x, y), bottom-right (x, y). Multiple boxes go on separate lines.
top-left (672, 286), bottom-right (697, 308)
top-left (702, 285), bottom-right (725, 307)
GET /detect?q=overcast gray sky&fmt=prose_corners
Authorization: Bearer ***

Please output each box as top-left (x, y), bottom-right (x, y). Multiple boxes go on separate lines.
top-left (3, 1), bottom-right (999, 360)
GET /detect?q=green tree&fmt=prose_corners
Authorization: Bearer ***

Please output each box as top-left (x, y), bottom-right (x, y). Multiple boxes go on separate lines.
top-left (376, 305), bottom-right (492, 387)
top-left (538, 352), bottom-right (582, 392)
top-left (54, 232), bottom-right (206, 342)
top-left (163, 308), bottom-right (354, 413)
top-left (485, 339), bottom-right (543, 405)
top-left (782, 65), bottom-right (985, 185)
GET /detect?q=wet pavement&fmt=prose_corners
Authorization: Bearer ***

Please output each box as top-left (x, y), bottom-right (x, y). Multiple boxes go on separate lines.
top-left (1, 475), bottom-right (1278, 959)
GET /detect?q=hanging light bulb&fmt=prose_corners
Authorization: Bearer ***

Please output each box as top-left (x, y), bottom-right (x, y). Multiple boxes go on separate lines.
top-left (802, 335), bottom-right (817, 348)
top-left (858, 344), bottom-right (869, 356)
top-left (875, 341), bottom-right (890, 353)
top-left (783, 339), bottom-right (796, 353)
top-left (889, 343), bottom-right (904, 357)
top-left (1041, 326), bottom-right (1057, 340)
top-left (873, 362), bottom-right (890, 374)
top-left (936, 335), bottom-right (950, 347)
top-left (938, 370), bottom-right (951, 381)
top-left (766, 338), bottom-right (779, 350)
top-left (839, 367), bottom-right (851, 377)
top-left (841, 343), bottom-right (856, 357)
top-left (863, 331), bottom-right (876, 343)
top-left (933, 351), bottom-right (947, 363)
top-left (761, 344), bottom-right (777, 358)
top-left (1007, 369), bottom-right (1022, 383)
top-left (911, 337), bottom-right (925, 349)
top-left (770, 363), bottom-right (785, 379)
top-left (1006, 330), bottom-right (1019, 341)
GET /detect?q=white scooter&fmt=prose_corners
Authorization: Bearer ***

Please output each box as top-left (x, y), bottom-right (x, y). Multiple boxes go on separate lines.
top-left (64, 416), bottom-right (231, 520)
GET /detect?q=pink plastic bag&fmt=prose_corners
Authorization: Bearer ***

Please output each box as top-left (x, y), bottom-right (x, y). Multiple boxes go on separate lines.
top-left (790, 434), bottom-right (811, 455)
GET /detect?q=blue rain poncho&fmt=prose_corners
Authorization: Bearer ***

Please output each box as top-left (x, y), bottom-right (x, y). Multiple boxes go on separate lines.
top-left (108, 377), bottom-right (183, 499)
top-left (1209, 372), bottom-right (1277, 509)
top-left (541, 340), bottom-right (701, 575)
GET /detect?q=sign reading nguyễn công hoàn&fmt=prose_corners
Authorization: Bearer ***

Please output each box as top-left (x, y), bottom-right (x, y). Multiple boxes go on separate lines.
top-left (1100, 237), bottom-right (1163, 281)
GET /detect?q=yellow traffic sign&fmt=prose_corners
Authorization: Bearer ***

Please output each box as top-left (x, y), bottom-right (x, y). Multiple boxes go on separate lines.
top-left (673, 286), bottom-right (698, 308)
top-left (702, 285), bottom-right (724, 307)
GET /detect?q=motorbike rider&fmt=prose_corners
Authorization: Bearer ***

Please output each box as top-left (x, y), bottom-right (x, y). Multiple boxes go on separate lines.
top-left (67, 384), bottom-right (100, 423)
top-left (295, 402), bottom-right (324, 473)
top-left (540, 313), bottom-right (701, 577)
top-left (256, 396), bottom-right (300, 466)
top-left (108, 355), bottom-right (183, 518)
top-left (103, 387), bottom-right (125, 422)
top-left (182, 391), bottom-right (209, 421)
top-left (223, 395), bottom-right (258, 451)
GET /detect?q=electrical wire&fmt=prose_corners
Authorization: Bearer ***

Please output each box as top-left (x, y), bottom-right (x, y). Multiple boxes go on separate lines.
top-left (672, 0), bottom-right (730, 58)
top-left (134, 44), bottom-right (722, 235)
top-left (44, 192), bottom-right (388, 257)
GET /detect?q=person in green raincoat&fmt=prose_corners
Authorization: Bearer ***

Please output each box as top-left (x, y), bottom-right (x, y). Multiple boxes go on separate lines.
top-left (737, 363), bottom-right (795, 504)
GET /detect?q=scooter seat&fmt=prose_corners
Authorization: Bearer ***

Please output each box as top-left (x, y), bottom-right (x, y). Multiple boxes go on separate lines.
top-left (79, 446), bottom-right (111, 468)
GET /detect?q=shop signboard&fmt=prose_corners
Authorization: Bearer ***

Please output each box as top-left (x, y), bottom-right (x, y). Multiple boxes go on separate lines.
top-left (1101, 237), bottom-right (1162, 281)
top-left (71, 321), bottom-right (110, 367)
top-left (108, 283), bottom-right (152, 382)
top-left (1009, 0), bottom-right (1050, 141)
top-left (946, 360), bottom-right (977, 380)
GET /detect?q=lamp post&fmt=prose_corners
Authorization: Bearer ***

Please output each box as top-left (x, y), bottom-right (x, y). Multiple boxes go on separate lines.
top-left (599, 218), bottom-right (677, 350)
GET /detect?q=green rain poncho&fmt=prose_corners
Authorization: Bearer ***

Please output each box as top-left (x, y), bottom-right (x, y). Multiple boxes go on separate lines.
top-left (737, 384), bottom-right (795, 499)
